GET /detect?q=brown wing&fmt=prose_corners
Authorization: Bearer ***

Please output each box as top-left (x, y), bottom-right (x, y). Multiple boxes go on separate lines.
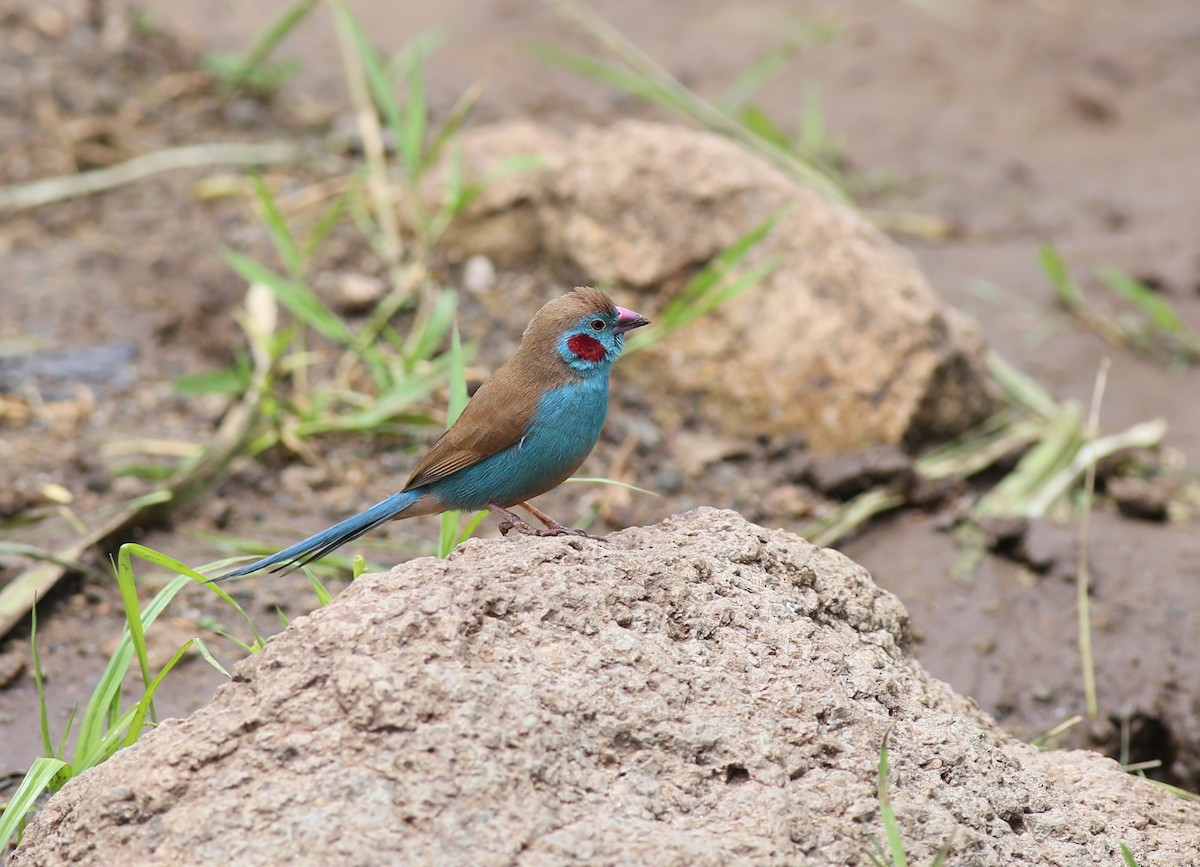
top-left (402, 360), bottom-right (545, 491)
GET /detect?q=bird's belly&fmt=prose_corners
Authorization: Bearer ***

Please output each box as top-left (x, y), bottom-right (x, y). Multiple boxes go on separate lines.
top-left (430, 379), bottom-right (607, 510)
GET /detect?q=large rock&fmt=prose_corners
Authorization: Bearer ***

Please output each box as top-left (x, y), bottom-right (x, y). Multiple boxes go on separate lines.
top-left (443, 121), bottom-right (995, 451)
top-left (12, 510), bottom-right (1197, 865)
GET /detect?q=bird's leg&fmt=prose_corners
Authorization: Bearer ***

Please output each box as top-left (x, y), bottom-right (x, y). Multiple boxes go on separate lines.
top-left (519, 501), bottom-right (607, 539)
top-left (491, 505), bottom-right (554, 537)
top-left (490, 503), bottom-right (607, 541)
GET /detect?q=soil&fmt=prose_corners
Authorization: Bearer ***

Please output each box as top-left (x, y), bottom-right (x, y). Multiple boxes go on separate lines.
top-left (2, 0), bottom-right (1199, 817)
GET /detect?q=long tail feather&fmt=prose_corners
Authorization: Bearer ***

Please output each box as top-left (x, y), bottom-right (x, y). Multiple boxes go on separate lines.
top-left (210, 489), bottom-right (423, 582)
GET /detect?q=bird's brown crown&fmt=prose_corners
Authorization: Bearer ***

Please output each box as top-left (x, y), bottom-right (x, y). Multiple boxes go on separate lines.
top-left (521, 287), bottom-right (618, 344)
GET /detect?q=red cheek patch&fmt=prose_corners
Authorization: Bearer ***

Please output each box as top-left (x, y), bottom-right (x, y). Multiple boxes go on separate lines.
top-left (567, 333), bottom-right (607, 362)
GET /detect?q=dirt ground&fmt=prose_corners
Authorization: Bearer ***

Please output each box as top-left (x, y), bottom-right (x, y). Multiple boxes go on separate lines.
top-left (2, 0), bottom-right (1199, 805)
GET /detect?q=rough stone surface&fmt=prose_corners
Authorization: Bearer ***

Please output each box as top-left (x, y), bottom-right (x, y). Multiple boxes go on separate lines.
top-left (443, 120), bottom-right (996, 451)
top-left (13, 510), bottom-right (1198, 866)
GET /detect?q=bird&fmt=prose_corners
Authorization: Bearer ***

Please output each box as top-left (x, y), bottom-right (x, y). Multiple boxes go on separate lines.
top-left (212, 287), bottom-right (649, 582)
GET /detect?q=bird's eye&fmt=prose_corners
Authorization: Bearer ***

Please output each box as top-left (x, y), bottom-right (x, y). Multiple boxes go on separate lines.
top-left (589, 318), bottom-right (607, 332)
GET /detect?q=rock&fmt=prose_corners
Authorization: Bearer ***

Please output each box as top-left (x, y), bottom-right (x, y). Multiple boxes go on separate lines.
top-left (461, 254), bottom-right (497, 293)
top-left (432, 120), bottom-right (567, 268)
top-left (1107, 475), bottom-right (1174, 522)
top-left (805, 443), bottom-right (913, 499)
top-left (1020, 518), bottom-right (1078, 580)
top-left (13, 510), bottom-right (1198, 866)
top-left (0, 647), bottom-right (25, 689)
top-left (333, 272), bottom-right (386, 314)
top-left (439, 120), bottom-right (996, 452)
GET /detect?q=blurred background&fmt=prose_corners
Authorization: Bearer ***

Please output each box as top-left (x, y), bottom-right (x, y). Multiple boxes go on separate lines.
top-left (2, 0), bottom-right (1198, 823)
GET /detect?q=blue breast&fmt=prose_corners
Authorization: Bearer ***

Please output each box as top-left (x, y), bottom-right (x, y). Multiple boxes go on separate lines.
top-left (428, 376), bottom-right (609, 510)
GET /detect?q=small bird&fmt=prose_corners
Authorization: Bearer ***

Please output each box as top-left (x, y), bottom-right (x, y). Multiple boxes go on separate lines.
top-left (213, 287), bottom-right (649, 581)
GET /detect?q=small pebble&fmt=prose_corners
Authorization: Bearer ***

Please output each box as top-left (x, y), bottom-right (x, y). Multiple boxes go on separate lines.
top-left (462, 255), bottom-right (497, 293)
top-left (337, 273), bottom-right (386, 314)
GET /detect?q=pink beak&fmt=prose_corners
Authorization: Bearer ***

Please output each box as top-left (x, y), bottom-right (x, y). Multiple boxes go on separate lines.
top-left (613, 305), bottom-right (651, 335)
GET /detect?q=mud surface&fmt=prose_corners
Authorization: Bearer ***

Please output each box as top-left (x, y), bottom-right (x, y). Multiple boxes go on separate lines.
top-left (2, 0), bottom-right (1199, 809)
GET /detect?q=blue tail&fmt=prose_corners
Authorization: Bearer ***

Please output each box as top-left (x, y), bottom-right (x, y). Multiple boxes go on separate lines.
top-left (211, 489), bottom-right (422, 582)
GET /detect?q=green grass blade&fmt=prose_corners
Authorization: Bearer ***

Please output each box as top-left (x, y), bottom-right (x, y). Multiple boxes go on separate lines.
top-left (439, 510), bottom-right (463, 559)
top-left (72, 570), bottom-right (191, 770)
top-left (876, 729), bottom-right (908, 867)
top-left (302, 185), bottom-right (354, 260)
top-left (250, 173), bottom-right (303, 278)
top-left (223, 249), bottom-right (356, 346)
top-left (1096, 265), bottom-right (1184, 334)
top-left (193, 637), bottom-right (232, 679)
top-left (1022, 418), bottom-right (1165, 520)
top-left (427, 146), bottom-right (466, 243)
top-left (703, 255), bottom-right (782, 317)
top-left (402, 38), bottom-right (429, 181)
top-left (73, 548), bottom-right (207, 769)
top-left (565, 477), bottom-right (659, 497)
top-left (172, 364), bottom-right (251, 397)
top-left (115, 546), bottom-right (153, 693)
top-left (0, 757), bottom-right (68, 851)
top-left (455, 510), bottom-right (490, 546)
top-left (738, 105), bottom-right (793, 151)
top-left (30, 605), bottom-right (54, 759)
top-left (338, 7), bottom-right (406, 167)
top-left (626, 211), bottom-right (782, 353)
top-left (1119, 843), bottom-right (1141, 867)
top-left (985, 351), bottom-right (1061, 420)
top-left (930, 837), bottom-right (953, 867)
top-left (306, 569), bottom-right (333, 606)
top-left (294, 356), bottom-right (453, 436)
top-left (1145, 778), bottom-right (1200, 803)
top-left (404, 287), bottom-right (457, 365)
top-left (87, 706), bottom-right (140, 771)
top-left (54, 706), bottom-right (78, 761)
top-left (798, 85), bottom-right (829, 159)
top-left (428, 152), bottom-right (543, 245)
top-left (439, 324), bottom-right (470, 558)
top-left (526, 43), bottom-right (692, 115)
top-left (802, 488), bottom-right (904, 548)
top-left (1031, 715), bottom-right (1084, 749)
top-left (219, 0), bottom-right (319, 92)
top-left (424, 65), bottom-right (491, 168)
top-left (535, 0), bottom-right (847, 202)
top-left (121, 640), bottom-right (195, 748)
top-left (972, 406), bottom-right (1081, 518)
top-left (1039, 244), bottom-right (1083, 313)
top-left (128, 548), bottom-right (270, 651)
top-left (719, 42), bottom-right (796, 112)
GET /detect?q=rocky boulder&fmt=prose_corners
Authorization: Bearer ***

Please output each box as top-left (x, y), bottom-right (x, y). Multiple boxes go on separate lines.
top-left (12, 510), bottom-right (1198, 865)
top-left (443, 120), bottom-right (995, 451)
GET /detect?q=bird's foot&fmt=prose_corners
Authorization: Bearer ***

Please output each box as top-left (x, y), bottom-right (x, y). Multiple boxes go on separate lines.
top-left (492, 505), bottom-right (607, 541)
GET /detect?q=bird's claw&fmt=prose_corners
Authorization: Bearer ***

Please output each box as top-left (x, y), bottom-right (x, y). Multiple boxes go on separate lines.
top-left (493, 507), bottom-right (606, 541)
top-left (544, 526), bottom-right (607, 542)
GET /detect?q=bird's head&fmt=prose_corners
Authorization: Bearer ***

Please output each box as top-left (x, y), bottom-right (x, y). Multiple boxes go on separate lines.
top-left (524, 287), bottom-right (650, 377)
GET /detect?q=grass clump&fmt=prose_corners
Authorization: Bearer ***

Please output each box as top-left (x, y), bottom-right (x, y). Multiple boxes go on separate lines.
top-left (1042, 244), bottom-right (1200, 369)
top-left (204, 0), bottom-right (320, 96)
top-left (531, 0), bottom-right (848, 204)
top-left (0, 545), bottom-right (269, 850)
